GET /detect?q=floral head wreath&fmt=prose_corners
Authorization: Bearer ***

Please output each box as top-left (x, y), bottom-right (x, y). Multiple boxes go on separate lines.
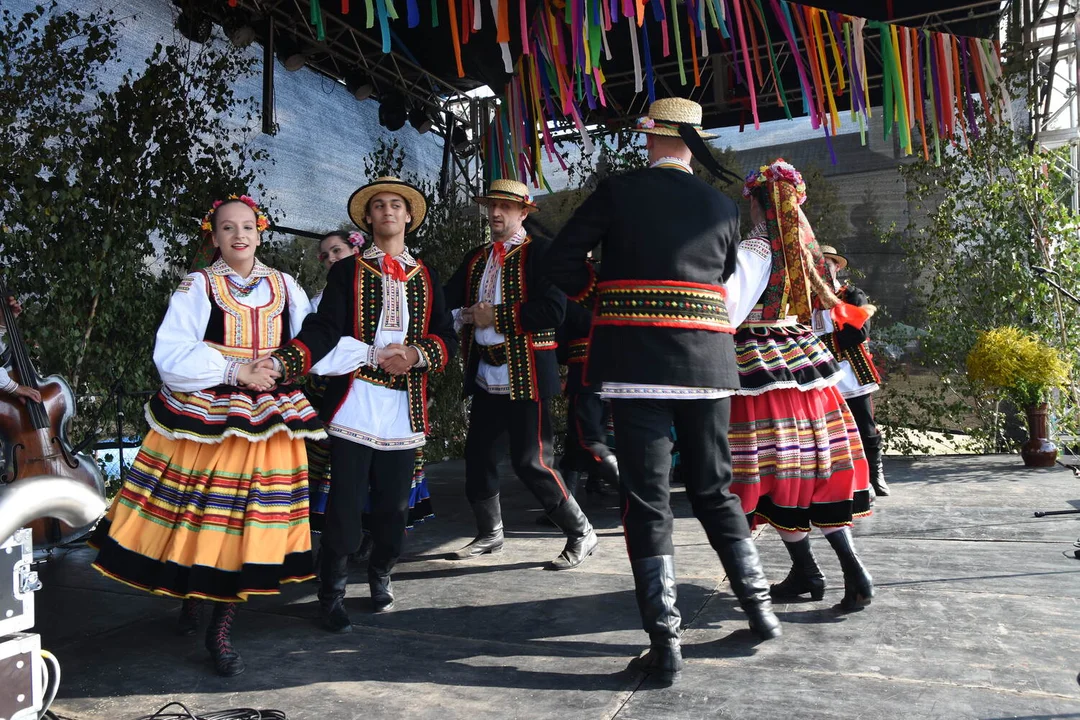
top-left (741, 159), bottom-right (807, 206)
top-left (347, 230), bottom-right (366, 248)
top-left (200, 195), bottom-right (272, 236)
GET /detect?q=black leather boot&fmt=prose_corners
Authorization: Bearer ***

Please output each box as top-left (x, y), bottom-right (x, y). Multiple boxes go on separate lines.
top-left (586, 455), bottom-right (619, 495)
top-left (863, 434), bottom-right (890, 496)
top-left (350, 533), bottom-right (374, 564)
top-left (205, 602), bottom-right (245, 677)
top-left (368, 568), bottom-right (395, 613)
top-left (825, 527), bottom-right (874, 611)
top-left (537, 472), bottom-right (579, 525)
top-left (452, 495), bottom-right (505, 559)
top-left (546, 496), bottom-right (598, 570)
top-left (628, 555), bottom-right (683, 686)
top-left (770, 537), bottom-right (826, 601)
top-left (717, 538), bottom-right (782, 641)
top-left (176, 598), bottom-right (202, 636)
top-left (318, 550), bottom-right (353, 633)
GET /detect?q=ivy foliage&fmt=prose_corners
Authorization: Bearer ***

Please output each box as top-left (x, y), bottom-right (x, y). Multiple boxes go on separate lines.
top-left (0, 3), bottom-right (267, 442)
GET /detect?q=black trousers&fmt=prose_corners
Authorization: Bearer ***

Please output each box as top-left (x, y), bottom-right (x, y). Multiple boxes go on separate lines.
top-left (465, 389), bottom-right (570, 512)
top-left (323, 437), bottom-right (415, 575)
top-left (845, 393), bottom-right (879, 444)
top-left (611, 397), bottom-right (750, 559)
top-left (560, 390), bottom-right (615, 474)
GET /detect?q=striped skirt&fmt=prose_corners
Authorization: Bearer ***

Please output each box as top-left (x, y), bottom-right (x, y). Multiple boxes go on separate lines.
top-left (90, 430), bottom-right (314, 601)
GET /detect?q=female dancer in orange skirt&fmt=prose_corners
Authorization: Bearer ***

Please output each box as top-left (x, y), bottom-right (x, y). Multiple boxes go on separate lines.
top-left (91, 195), bottom-right (325, 676)
top-left (725, 160), bottom-right (874, 612)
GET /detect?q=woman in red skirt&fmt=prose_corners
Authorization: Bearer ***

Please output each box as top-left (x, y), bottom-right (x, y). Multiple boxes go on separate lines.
top-left (724, 159), bottom-right (874, 612)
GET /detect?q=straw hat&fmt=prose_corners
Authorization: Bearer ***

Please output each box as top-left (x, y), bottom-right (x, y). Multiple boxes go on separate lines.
top-left (474, 179), bottom-right (540, 212)
top-left (632, 98), bottom-right (716, 139)
top-left (819, 245), bottom-right (848, 270)
top-left (347, 176), bottom-right (428, 234)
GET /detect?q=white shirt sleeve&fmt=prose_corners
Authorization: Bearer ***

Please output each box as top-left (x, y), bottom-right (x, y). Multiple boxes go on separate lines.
top-left (304, 285), bottom-right (374, 377)
top-left (725, 238), bottom-right (772, 329)
top-left (0, 332), bottom-right (13, 392)
top-left (152, 273), bottom-right (234, 392)
top-left (282, 273), bottom-right (312, 341)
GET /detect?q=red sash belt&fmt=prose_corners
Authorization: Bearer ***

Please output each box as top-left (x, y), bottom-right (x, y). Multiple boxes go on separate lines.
top-left (594, 280), bottom-right (734, 333)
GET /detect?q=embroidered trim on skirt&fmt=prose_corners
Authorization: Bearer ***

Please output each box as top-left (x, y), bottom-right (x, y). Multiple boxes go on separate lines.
top-left (730, 385), bottom-right (872, 532)
top-left (146, 384), bottom-right (326, 444)
top-left (735, 324), bottom-right (843, 396)
top-left (90, 430), bottom-right (314, 601)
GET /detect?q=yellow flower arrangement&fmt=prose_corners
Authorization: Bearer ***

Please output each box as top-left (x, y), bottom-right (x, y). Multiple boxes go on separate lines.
top-left (966, 327), bottom-right (1071, 408)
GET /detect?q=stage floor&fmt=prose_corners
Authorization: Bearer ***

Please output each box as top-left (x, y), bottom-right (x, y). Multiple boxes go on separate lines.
top-left (37, 454), bottom-right (1080, 720)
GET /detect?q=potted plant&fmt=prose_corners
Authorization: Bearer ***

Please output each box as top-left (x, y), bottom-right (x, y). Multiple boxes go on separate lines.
top-left (966, 327), bottom-right (1071, 466)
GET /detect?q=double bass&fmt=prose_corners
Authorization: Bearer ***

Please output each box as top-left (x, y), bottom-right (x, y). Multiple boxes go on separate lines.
top-left (0, 281), bottom-right (105, 549)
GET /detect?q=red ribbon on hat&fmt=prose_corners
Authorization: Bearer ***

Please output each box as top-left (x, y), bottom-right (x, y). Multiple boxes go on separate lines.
top-left (382, 255), bottom-right (407, 281)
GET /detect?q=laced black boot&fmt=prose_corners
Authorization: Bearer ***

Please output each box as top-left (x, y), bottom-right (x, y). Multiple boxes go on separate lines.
top-left (204, 602), bottom-right (245, 677)
top-left (825, 527), bottom-right (874, 611)
top-left (770, 537), bottom-right (826, 601)
top-left (452, 495), bottom-right (505, 559)
top-left (628, 556), bottom-right (683, 686)
top-left (176, 598), bottom-right (202, 637)
top-left (717, 538), bottom-right (782, 641)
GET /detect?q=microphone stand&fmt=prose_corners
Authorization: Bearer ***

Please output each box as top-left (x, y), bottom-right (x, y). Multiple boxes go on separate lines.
top-left (1031, 267), bottom-right (1080, 518)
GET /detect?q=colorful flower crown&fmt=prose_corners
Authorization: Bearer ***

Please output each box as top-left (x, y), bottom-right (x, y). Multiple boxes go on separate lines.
top-left (347, 230), bottom-right (366, 248)
top-left (741, 159), bottom-right (807, 205)
top-left (200, 195), bottom-right (271, 236)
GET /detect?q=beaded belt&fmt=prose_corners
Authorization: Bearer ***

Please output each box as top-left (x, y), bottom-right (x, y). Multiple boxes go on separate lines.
top-left (594, 280), bottom-right (733, 333)
top-left (477, 343), bottom-right (508, 366)
top-left (567, 338), bottom-right (589, 363)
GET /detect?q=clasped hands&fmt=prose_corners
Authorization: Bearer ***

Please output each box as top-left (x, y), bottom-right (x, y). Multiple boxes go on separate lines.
top-left (459, 301), bottom-right (495, 329)
top-left (237, 343), bottom-right (421, 393)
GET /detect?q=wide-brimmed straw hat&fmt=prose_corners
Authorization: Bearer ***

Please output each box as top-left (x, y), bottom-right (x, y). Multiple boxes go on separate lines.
top-left (819, 245), bottom-right (848, 270)
top-left (473, 179), bottom-right (540, 212)
top-left (632, 98), bottom-right (716, 139)
top-left (347, 176), bottom-right (428, 234)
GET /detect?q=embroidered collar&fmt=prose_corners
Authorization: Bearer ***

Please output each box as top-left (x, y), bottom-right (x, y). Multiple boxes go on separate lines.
top-left (650, 156), bottom-right (693, 174)
top-left (363, 244), bottom-right (417, 267)
top-left (747, 221), bottom-right (768, 240)
top-left (208, 258), bottom-right (273, 280)
top-left (490, 228), bottom-right (527, 249)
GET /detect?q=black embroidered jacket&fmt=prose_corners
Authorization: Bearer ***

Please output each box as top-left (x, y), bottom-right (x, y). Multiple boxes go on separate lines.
top-left (444, 235), bottom-right (566, 401)
top-left (275, 253), bottom-right (458, 434)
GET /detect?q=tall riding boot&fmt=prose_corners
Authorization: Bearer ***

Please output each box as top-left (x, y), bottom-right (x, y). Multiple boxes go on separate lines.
top-left (586, 455), bottom-right (618, 495)
top-left (546, 495), bottom-right (598, 570)
top-left (452, 495), bottom-right (505, 559)
top-left (318, 549), bottom-right (353, 633)
top-left (825, 527), bottom-right (874, 611)
top-left (717, 538), bottom-right (782, 640)
top-left (863, 434), bottom-right (890, 496)
top-left (176, 597), bottom-right (202, 637)
top-left (537, 473), bottom-right (579, 525)
top-left (204, 602), bottom-right (245, 677)
top-left (629, 555), bottom-right (683, 685)
top-left (368, 566), bottom-right (395, 613)
top-left (770, 537), bottom-right (826, 601)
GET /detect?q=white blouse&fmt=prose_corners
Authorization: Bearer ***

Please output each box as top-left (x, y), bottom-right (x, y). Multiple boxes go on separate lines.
top-left (153, 262), bottom-right (311, 393)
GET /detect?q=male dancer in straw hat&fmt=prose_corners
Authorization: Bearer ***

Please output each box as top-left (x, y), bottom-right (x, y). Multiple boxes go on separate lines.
top-left (545, 98), bottom-right (780, 685)
top-left (445, 179), bottom-right (598, 571)
top-left (814, 245), bottom-right (888, 497)
top-left (268, 177), bottom-right (457, 628)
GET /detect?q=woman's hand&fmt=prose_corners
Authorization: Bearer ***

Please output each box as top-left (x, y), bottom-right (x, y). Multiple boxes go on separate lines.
top-left (237, 362), bottom-right (280, 392)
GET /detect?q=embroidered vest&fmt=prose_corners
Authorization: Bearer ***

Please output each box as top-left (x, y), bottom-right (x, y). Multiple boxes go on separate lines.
top-left (201, 271), bottom-right (290, 361)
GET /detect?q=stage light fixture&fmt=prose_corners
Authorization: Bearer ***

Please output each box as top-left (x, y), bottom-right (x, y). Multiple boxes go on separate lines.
top-left (379, 92), bottom-right (408, 131)
top-left (275, 36), bottom-right (308, 72)
top-left (345, 69), bottom-right (374, 101)
top-left (228, 22), bottom-right (256, 47)
top-left (176, 10), bottom-right (212, 44)
top-left (452, 126), bottom-right (473, 155)
top-left (409, 107), bottom-right (434, 134)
